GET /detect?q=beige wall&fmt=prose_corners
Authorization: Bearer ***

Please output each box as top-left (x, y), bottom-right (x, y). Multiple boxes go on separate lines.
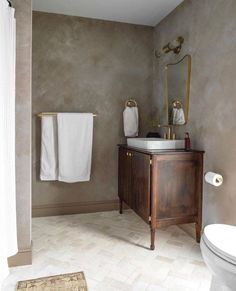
top-left (32, 1), bottom-right (236, 225)
top-left (9, 0), bottom-right (32, 265)
top-left (32, 12), bottom-right (153, 213)
top-left (153, 0), bottom-right (236, 225)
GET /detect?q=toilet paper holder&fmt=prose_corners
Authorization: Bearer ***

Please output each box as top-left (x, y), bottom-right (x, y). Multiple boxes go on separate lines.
top-left (204, 172), bottom-right (223, 187)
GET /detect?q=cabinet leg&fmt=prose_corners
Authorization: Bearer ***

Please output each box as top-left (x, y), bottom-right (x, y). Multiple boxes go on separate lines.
top-left (119, 198), bottom-right (123, 214)
top-left (195, 223), bottom-right (201, 243)
top-left (150, 228), bottom-right (155, 250)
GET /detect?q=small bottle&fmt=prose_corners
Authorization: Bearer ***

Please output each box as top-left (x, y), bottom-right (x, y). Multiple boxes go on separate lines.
top-left (185, 132), bottom-right (191, 151)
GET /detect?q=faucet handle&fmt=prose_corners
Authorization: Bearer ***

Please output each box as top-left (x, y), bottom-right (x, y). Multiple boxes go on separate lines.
top-left (158, 124), bottom-right (175, 140)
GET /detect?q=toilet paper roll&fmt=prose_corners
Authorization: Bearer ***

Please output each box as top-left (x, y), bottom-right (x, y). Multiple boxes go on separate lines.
top-left (205, 172), bottom-right (223, 187)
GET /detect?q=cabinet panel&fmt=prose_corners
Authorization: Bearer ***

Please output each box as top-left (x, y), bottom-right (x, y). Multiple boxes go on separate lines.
top-left (118, 148), bottom-right (133, 208)
top-left (132, 151), bottom-right (150, 222)
top-left (155, 155), bottom-right (199, 220)
top-left (118, 145), bottom-right (204, 250)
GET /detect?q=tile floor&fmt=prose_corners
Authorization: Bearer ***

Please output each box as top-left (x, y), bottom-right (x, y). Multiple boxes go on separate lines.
top-left (2, 210), bottom-right (211, 291)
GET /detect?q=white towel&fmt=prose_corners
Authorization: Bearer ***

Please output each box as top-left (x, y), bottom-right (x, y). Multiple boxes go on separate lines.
top-left (173, 108), bottom-right (185, 125)
top-left (123, 107), bottom-right (139, 137)
top-left (40, 116), bottom-right (58, 180)
top-left (57, 113), bottom-right (93, 183)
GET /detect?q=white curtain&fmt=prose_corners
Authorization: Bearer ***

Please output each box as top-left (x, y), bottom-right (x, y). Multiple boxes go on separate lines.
top-left (0, 0), bottom-right (17, 287)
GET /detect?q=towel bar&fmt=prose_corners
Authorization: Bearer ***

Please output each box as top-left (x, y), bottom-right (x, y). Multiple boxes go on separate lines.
top-left (37, 112), bottom-right (97, 117)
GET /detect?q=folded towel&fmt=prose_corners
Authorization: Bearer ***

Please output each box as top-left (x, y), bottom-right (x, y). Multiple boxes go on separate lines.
top-left (123, 107), bottom-right (139, 137)
top-left (173, 108), bottom-right (185, 125)
top-left (57, 113), bottom-right (93, 183)
top-left (40, 116), bottom-right (58, 180)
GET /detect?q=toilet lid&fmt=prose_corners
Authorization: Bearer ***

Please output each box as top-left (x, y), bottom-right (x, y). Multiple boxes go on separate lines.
top-left (203, 224), bottom-right (236, 264)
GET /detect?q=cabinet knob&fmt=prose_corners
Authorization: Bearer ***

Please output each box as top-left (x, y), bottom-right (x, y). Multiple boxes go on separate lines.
top-left (129, 153), bottom-right (132, 157)
top-left (126, 152), bottom-right (129, 156)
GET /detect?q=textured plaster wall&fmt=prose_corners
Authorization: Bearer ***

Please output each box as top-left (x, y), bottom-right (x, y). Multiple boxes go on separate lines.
top-left (153, 0), bottom-right (236, 225)
top-left (32, 12), bottom-right (153, 207)
top-left (32, 0), bottom-right (236, 225)
top-left (11, 0), bottom-right (32, 251)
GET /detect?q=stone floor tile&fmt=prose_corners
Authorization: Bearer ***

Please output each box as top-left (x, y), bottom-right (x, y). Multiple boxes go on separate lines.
top-left (2, 210), bottom-right (211, 291)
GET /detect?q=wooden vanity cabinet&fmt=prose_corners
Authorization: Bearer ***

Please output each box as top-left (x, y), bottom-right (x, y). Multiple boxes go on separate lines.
top-left (118, 145), bottom-right (204, 250)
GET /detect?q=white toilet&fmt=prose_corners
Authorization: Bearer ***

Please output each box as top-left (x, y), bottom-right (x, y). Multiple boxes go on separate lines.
top-left (200, 224), bottom-right (236, 291)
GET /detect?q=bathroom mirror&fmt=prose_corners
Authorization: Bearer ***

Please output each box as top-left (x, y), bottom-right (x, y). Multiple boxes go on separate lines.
top-left (165, 54), bottom-right (191, 125)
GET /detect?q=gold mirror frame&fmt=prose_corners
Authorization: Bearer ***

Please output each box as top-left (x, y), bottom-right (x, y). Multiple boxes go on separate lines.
top-left (164, 54), bottom-right (191, 125)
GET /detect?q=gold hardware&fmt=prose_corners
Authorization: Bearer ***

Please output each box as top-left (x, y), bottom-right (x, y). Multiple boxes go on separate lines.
top-left (150, 159), bottom-right (152, 165)
top-left (172, 132), bottom-right (176, 140)
top-left (149, 216), bottom-right (151, 222)
top-left (155, 36), bottom-right (184, 58)
top-left (125, 99), bottom-right (138, 108)
top-left (126, 152), bottom-right (129, 156)
top-left (37, 112), bottom-right (97, 117)
top-left (172, 100), bottom-right (183, 109)
top-left (167, 127), bottom-right (171, 140)
top-left (129, 153), bottom-right (132, 157)
top-left (158, 124), bottom-right (175, 140)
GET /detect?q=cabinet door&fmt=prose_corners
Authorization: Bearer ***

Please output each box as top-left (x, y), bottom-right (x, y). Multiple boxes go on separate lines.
top-left (155, 154), bottom-right (199, 220)
top-left (118, 147), bottom-right (133, 208)
top-left (132, 151), bottom-right (150, 222)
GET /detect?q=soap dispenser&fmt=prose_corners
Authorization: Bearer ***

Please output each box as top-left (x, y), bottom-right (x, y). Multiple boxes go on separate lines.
top-left (185, 132), bottom-right (191, 151)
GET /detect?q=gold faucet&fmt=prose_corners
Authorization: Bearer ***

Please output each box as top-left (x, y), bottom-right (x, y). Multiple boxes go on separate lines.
top-left (158, 124), bottom-right (175, 140)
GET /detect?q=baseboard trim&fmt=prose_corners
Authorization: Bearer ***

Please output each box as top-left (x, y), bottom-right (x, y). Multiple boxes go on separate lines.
top-left (8, 243), bottom-right (32, 267)
top-left (32, 199), bottom-right (120, 217)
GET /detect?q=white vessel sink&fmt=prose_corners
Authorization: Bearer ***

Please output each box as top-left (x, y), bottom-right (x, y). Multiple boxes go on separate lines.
top-left (127, 138), bottom-right (185, 150)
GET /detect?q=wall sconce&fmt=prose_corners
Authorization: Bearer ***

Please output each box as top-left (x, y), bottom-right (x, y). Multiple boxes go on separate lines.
top-left (155, 36), bottom-right (184, 58)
